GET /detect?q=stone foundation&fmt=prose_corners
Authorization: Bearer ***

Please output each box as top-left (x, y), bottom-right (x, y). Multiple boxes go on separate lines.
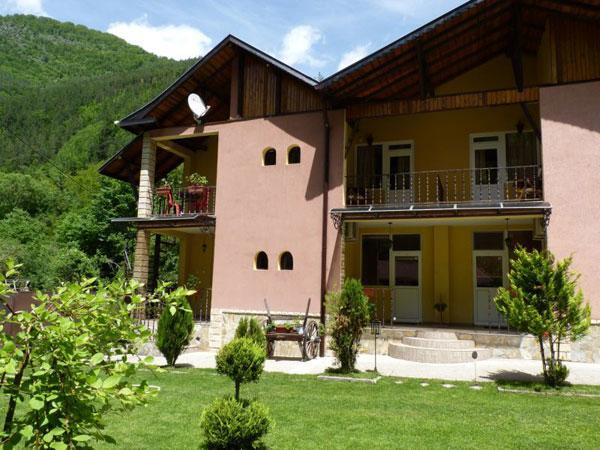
top-left (208, 309), bottom-right (325, 358)
top-left (138, 322), bottom-right (210, 357)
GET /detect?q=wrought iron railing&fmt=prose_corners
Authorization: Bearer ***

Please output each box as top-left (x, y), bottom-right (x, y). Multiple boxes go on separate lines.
top-left (133, 288), bottom-right (212, 337)
top-left (346, 165), bottom-right (542, 207)
top-left (153, 185), bottom-right (216, 216)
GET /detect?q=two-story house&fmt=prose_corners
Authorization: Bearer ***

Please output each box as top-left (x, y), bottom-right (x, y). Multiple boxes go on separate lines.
top-left (101, 0), bottom-right (600, 362)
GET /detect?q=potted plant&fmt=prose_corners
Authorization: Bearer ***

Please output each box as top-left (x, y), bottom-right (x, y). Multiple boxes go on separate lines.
top-left (156, 178), bottom-right (172, 195)
top-left (186, 173), bottom-right (209, 195)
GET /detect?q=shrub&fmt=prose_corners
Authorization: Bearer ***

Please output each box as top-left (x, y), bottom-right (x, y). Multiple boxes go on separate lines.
top-left (326, 278), bottom-right (371, 373)
top-left (155, 285), bottom-right (195, 366)
top-left (495, 249), bottom-right (590, 387)
top-left (235, 317), bottom-right (266, 349)
top-left (0, 262), bottom-right (154, 448)
top-left (200, 397), bottom-right (271, 450)
top-left (216, 338), bottom-right (265, 400)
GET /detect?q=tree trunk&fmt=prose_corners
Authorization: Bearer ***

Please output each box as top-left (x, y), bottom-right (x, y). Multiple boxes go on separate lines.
top-left (235, 381), bottom-right (240, 401)
top-left (3, 349), bottom-right (31, 436)
top-left (538, 335), bottom-right (547, 380)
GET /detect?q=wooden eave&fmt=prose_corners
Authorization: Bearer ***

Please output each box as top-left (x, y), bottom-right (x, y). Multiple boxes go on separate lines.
top-left (98, 136), bottom-right (183, 184)
top-left (317, 0), bottom-right (600, 104)
top-left (117, 35), bottom-right (317, 133)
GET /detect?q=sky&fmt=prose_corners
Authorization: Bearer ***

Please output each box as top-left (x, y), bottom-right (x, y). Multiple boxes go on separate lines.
top-left (0, 0), bottom-right (467, 78)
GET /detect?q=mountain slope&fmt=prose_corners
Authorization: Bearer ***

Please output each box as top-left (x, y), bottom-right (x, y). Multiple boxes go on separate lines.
top-left (0, 15), bottom-right (190, 288)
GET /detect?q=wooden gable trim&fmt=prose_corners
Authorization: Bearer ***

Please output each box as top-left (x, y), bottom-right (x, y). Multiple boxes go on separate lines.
top-left (347, 86), bottom-right (539, 120)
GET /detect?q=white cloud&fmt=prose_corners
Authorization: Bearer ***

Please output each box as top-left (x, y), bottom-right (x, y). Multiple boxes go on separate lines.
top-left (337, 43), bottom-right (371, 71)
top-left (279, 25), bottom-right (325, 68)
top-left (107, 16), bottom-right (212, 61)
top-left (0, 0), bottom-right (47, 16)
top-left (375, 0), bottom-right (463, 19)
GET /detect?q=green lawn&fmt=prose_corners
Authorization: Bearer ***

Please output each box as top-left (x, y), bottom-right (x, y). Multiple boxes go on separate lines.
top-left (90, 368), bottom-right (600, 449)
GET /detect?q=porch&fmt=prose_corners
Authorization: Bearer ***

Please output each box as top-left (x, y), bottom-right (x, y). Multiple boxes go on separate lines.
top-left (341, 216), bottom-right (546, 328)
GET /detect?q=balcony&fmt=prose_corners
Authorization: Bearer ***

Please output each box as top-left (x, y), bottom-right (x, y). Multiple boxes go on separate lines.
top-left (153, 185), bottom-right (216, 217)
top-left (345, 165), bottom-right (543, 207)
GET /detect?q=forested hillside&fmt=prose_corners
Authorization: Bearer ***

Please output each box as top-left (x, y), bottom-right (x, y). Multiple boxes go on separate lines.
top-left (0, 15), bottom-right (190, 288)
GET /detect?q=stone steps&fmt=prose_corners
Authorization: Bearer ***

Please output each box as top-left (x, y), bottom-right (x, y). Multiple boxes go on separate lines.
top-left (402, 336), bottom-right (475, 349)
top-left (388, 330), bottom-right (492, 363)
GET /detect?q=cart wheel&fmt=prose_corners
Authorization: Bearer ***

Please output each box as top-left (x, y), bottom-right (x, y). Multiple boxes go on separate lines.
top-left (305, 321), bottom-right (320, 360)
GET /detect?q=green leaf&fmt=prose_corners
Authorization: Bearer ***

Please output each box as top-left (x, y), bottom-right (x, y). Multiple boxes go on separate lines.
top-left (50, 442), bottom-right (67, 450)
top-left (20, 425), bottom-right (34, 439)
top-left (29, 397), bottom-right (44, 410)
top-left (73, 434), bottom-right (92, 442)
top-left (103, 374), bottom-right (121, 389)
top-left (169, 305), bottom-right (177, 316)
top-left (90, 352), bottom-right (104, 365)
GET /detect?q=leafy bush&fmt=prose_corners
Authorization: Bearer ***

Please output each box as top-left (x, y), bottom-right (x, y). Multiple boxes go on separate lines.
top-left (0, 262), bottom-right (154, 448)
top-left (326, 278), bottom-right (371, 373)
top-left (200, 397), bottom-right (271, 450)
top-left (216, 338), bottom-right (266, 400)
top-left (235, 317), bottom-right (266, 349)
top-left (495, 249), bottom-right (590, 386)
top-left (155, 285), bottom-right (195, 366)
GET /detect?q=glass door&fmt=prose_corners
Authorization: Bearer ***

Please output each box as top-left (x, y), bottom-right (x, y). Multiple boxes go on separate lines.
top-left (383, 142), bottom-right (413, 205)
top-left (470, 134), bottom-right (506, 201)
top-left (390, 251), bottom-right (421, 323)
top-left (473, 251), bottom-right (508, 326)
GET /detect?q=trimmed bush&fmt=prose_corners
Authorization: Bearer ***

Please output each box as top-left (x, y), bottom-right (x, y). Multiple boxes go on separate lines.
top-left (326, 278), bottom-right (371, 373)
top-left (200, 397), bottom-right (271, 450)
top-left (235, 317), bottom-right (266, 349)
top-left (156, 287), bottom-right (194, 366)
top-left (216, 337), bottom-right (265, 400)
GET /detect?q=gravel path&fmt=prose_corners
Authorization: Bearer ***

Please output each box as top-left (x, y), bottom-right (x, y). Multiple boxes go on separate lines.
top-left (148, 352), bottom-right (600, 385)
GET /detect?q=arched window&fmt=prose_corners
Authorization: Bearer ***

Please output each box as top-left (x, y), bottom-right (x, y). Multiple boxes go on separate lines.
top-left (255, 251), bottom-right (269, 270)
top-left (287, 145), bottom-right (301, 164)
top-left (263, 148), bottom-right (276, 166)
top-left (279, 251), bottom-right (294, 270)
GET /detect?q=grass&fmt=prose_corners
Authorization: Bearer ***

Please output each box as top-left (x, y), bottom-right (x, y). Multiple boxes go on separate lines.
top-left (86, 368), bottom-right (600, 449)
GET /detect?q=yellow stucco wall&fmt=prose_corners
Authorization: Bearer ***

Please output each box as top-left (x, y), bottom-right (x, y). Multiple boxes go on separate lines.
top-left (348, 103), bottom-right (539, 176)
top-left (344, 221), bottom-right (534, 325)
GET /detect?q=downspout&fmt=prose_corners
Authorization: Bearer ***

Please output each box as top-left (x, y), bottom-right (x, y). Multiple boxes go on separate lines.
top-left (319, 101), bottom-right (331, 357)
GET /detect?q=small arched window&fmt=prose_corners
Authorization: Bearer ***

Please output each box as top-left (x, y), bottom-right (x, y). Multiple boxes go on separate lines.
top-left (287, 146), bottom-right (301, 164)
top-left (255, 251), bottom-right (269, 270)
top-left (263, 148), bottom-right (276, 166)
top-left (279, 251), bottom-right (294, 270)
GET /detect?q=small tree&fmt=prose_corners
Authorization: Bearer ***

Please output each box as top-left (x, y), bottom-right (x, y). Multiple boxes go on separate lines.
top-left (0, 261), bottom-right (154, 448)
top-left (495, 248), bottom-right (591, 386)
top-left (155, 284), bottom-right (195, 366)
top-left (235, 317), bottom-right (266, 350)
top-left (216, 338), bottom-right (265, 400)
top-left (326, 278), bottom-right (371, 373)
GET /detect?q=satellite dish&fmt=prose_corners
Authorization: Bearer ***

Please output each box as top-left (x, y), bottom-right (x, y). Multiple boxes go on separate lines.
top-left (187, 93), bottom-right (211, 124)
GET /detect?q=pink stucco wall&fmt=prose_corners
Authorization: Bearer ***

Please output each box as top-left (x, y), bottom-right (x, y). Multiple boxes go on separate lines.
top-left (541, 81), bottom-right (600, 319)
top-left (209, 110), bottom-right (345, 314)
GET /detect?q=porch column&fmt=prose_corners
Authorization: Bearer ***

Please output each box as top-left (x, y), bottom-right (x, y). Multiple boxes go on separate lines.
top-left (433, 226), bottom-right (450, 324)
top-left (132, 133), bottom-right (156, 287)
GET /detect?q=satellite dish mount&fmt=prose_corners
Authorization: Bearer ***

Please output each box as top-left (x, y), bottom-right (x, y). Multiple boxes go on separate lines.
top-left (187, 93), bottom-right (211, 125)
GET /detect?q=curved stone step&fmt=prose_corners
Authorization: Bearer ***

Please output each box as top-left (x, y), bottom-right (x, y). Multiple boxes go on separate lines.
top-left (402, 336), bottom-right (475, 349)
top-left (389, 341), bottom-right (492, 363)
top-left (415, 330), bottom-right (458, 340)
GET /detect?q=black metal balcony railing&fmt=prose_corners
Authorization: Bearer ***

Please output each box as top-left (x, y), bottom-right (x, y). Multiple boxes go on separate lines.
top-left (133, 288), bottom-right (212, 335)
top-left (153, 185), bottom-right (216, 216)
top-left (346, 165), bottom-right (542, 207)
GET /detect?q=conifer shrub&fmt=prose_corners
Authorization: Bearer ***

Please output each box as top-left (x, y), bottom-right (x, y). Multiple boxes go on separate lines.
top-left (200, 397), bottom-right (271, 450)
top-left (495, 249), bottom-right (590, 386)
top-left (216, 337), bottom-right (266, 400)
top-left (155, 285), bottom-right (195, 366)
top-left (326, 278), bottom-right (371, 373)
top-left (235, 317), bottom-right (266, 349)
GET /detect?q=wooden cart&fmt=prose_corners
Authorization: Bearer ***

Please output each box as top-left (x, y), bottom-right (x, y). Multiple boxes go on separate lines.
top-left (263, 298), bottom-right (321, 361)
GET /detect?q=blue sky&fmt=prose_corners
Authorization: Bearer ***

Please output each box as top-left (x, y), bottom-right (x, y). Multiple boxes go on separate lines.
top-left (1, 0), bottom-right (466, 77)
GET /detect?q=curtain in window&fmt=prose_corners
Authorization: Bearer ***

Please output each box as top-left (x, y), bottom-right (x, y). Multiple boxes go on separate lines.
top-left (356, 145), bottom-right (382, 186)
